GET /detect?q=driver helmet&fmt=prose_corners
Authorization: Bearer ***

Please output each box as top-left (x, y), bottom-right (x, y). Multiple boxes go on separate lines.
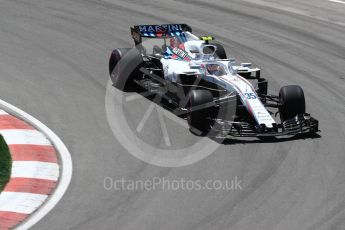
top-left (207, 64), bottom-right (225, 76)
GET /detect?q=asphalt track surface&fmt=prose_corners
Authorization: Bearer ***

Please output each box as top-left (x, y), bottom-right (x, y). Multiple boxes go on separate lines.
top-left (1, 0), bottom-right (345, 229)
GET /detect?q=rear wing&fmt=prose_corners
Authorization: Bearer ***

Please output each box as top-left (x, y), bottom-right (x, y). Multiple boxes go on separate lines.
top-left (130, 24), bottom-right (192, 45)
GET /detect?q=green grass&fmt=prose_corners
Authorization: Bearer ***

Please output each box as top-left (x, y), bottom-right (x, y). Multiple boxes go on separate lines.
top-left (0, 134), bottom-right (11, 192)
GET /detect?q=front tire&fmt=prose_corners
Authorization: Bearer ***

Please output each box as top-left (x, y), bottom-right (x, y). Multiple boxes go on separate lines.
top-left (187, 90), bottom-right (216, 135)
top-left (279, 85), bottom-right (306, 122)
top-left (109, 48), bottom-right (143, 91)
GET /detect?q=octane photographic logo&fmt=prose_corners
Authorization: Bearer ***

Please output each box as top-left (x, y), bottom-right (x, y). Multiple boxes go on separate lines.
top-left (105, 44), bottom-right (234, 167)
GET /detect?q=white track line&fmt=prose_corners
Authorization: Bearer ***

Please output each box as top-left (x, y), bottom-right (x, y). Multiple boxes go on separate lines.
top-left (0, 99), bottom-right (73, 230)
top-left (12, 161), bottom-right (59, 181)
top-left (329, 0), bottom-right (345, 4)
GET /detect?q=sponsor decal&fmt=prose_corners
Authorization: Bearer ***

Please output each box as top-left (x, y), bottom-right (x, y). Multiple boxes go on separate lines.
top-left (172, 47), bottom-right (189, 59)
top-left (164, 46), bottom-right (191, 61)
top-left (258, 118), bottom-right (274, 122)
top-left (138, 24), bottom-right (183, 33)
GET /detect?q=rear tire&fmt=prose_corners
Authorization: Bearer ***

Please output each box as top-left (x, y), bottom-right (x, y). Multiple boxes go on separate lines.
top-left (279, 85), bottom-right (305, 122)
top-left (187, 90), bottom-right (216, 134)
top-left (109, 48), bottom-right (143, 91)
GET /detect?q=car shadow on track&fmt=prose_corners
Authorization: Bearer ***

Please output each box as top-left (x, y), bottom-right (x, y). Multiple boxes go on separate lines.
top-left (212, 132), bottom-right (322, 145)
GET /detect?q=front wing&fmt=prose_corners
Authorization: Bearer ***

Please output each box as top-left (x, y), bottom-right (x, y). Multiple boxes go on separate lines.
top-left (212, 114), bottom-right (319, 138)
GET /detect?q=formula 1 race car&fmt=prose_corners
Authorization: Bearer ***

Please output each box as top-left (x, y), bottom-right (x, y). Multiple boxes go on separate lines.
top-left (109, 24), bottom-right (319, 138)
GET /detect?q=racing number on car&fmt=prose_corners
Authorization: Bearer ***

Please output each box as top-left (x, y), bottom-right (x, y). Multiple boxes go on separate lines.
top-left (244, 93), bottom-right (256, 99)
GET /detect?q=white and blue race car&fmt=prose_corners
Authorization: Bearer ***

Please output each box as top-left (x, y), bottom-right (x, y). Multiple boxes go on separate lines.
top-left (109, 24), bottom-right (318, 137)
